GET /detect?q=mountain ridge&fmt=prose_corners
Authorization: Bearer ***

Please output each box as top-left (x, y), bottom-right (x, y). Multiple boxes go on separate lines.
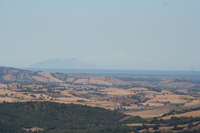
top-left (0, 66), bottom-right (125, 85)
top-left (29, 58), bottom-right (99, 69)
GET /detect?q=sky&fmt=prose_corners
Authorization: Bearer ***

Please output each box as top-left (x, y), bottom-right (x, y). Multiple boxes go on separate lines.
top-left (0, 0), bottom-right (200, 71)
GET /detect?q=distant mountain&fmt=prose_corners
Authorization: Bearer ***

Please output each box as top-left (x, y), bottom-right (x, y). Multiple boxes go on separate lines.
top-left (29, 58), bottom-right (98, 69)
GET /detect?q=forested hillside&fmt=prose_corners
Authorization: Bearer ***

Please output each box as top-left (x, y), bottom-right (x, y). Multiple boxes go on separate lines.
top-left (0, 101), bottom-right (143, 132)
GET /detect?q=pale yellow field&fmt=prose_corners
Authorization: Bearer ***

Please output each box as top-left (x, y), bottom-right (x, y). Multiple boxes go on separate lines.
top-left (32, 76), bottom-right (49, 82)
top-left (161, 90), bottom-right (173, 94)
top-left (183, 100), bottom-right (200, 107)
top-left (55, 97), bottom-right (114, 109)
top-left (101, 88), bottom-right (131, 96)
top-left (124, 105), bottom-right (142, 110)
top-left (57, 97), bottom-right (89, 102)
top-left (38, 72), bottom-right (63, 82)
top-left (0, 97), bottom-right (19, 102)
top-left (23, 127), bottom-right (43, 132)
top-left (14, 93), bottom-right (35, 100)
top-left (148, 98), bottom-right (188, 104)
top-left (155, 94), bottom-right (182, 99)
top-left (0, 89), bottom-right (13, 95)
top-left (74, 79), bottom-right (89, 84)
top-left (89, 79), bottom-right (112, 85)
top-left (0, 84), bottom-right (7, 88)
top-left (128, 87), bottom-right (149, 91)
top-left (158, 126), bottom-right (174, 131)
top-left (60, 90), bottom-right (73, 97)
top-left (126, 123), bottom-right (156, 126)
top-left (125, 109), bottom-right (170, 118)
top-left (142, 102), bottom-right (164, 107)
top-left (162, 110), bottom-right (200, 119)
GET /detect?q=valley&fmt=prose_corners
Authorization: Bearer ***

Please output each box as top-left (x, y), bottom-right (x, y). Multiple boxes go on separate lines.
top-left (1, 66), bottom-right (200, 118)
top-left (1, 66), bottom-right (200, 132)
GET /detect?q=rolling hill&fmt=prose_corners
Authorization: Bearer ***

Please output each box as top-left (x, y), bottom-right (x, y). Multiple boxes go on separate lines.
top-left (0, 66), bottom-right (125, 86)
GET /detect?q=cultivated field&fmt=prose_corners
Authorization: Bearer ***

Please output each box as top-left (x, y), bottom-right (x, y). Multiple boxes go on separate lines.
top-left (1, 67), bottom-right (200, 120)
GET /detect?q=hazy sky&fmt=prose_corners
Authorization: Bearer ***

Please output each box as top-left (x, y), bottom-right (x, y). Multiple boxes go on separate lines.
top-left (1, 0), bottom-right (200, 71)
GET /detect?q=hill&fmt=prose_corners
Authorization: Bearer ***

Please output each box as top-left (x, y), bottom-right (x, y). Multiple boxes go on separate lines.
top-left (1, 67), bottom-right (200, 132)
top-left (1, 101), bottom-right (200, 133)
top-left (0, 66), bottom-right (61, 83)
top-left (0, 101), bottom-right (143, 132)
top-left (0, 66), bottom-right (38, 82)
top-left (0, 66), bottom-right (125, 86)
top-left (30, 58), bottom-right (99, 69)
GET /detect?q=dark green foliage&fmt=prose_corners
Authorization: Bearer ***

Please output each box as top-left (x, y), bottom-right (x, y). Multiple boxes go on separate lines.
top-left (150, 116), bottom-right (200, 126)
top-left (172, 125), bottom-right (184, 130)
top-left (153, 131), bottom-right (161, 133)
top-left (0, 101), bottom-right (143, 132)
top-left (88, 92), bottom-right (107, 97)
top-left (153, 124), bottom-right (159, 130)
top-left (128, 94), bottom-right (150, 103)
top-left (113, 85), bottom-right (130, 89)
top-left (188, 123), bottom-right (194, 129)
top-left (122, 116), bottom-right (146, 124)
top-left (30, 94), bottom-right (36, 98)
top-left (79, 94), bottom-right (91, 99)
top-left (147, 87), bottom-right (162, 92)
